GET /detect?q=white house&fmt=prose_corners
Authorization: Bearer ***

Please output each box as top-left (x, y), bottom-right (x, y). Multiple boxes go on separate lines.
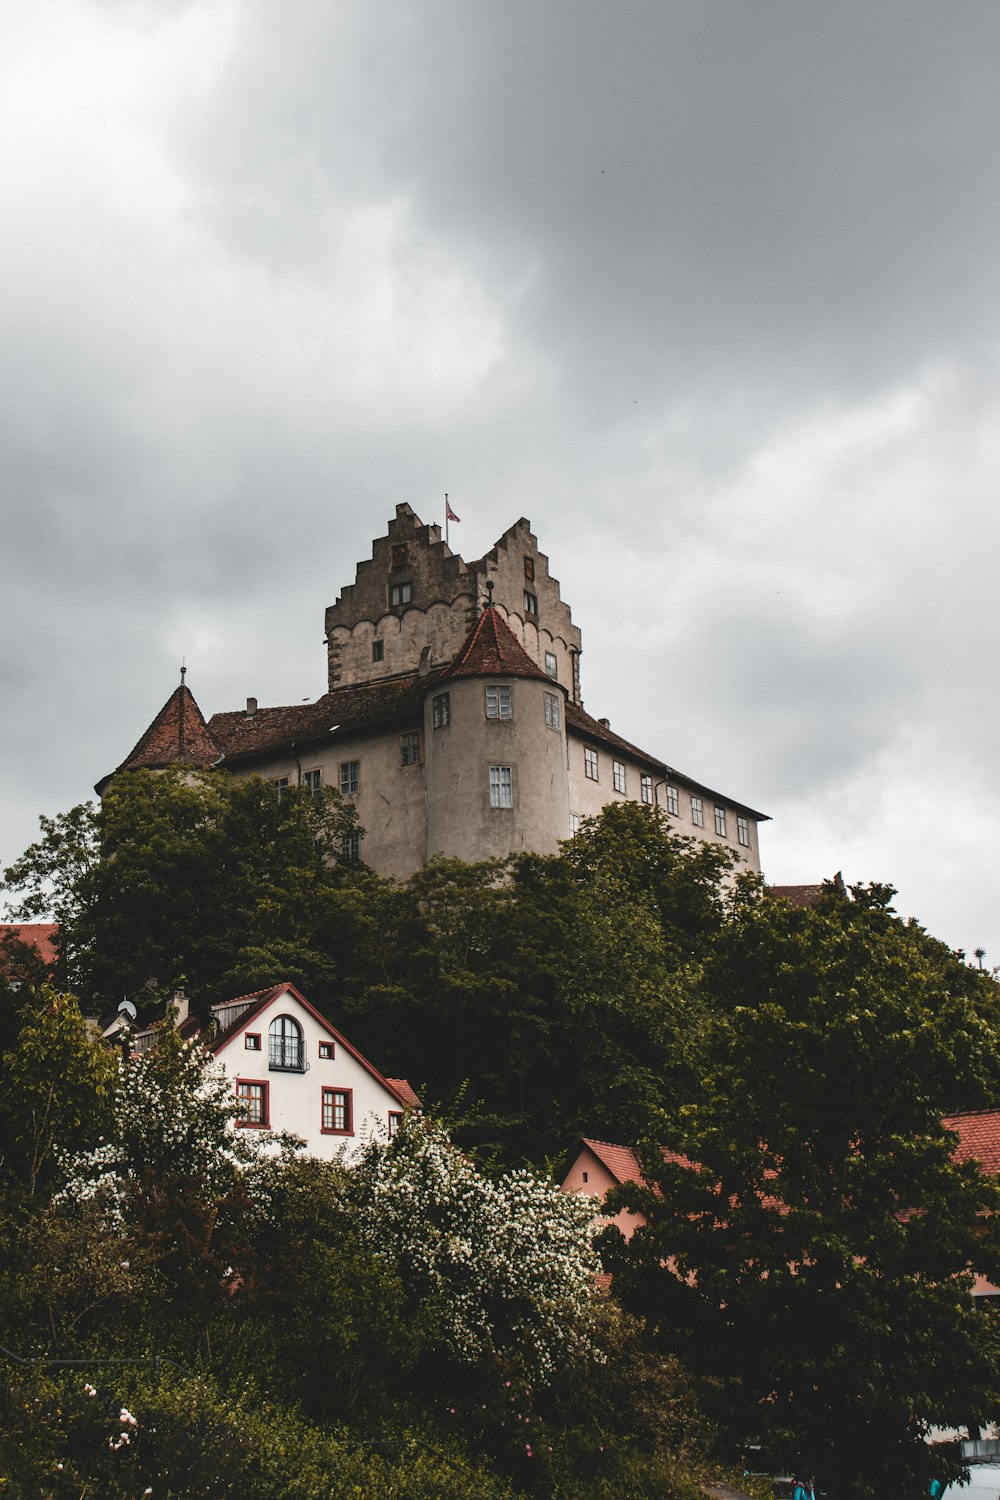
top-left (206, 981), bottom-right (419, 1159)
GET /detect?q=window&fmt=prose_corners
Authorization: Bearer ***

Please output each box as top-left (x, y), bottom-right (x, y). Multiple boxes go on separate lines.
top-left (372, 639), bottom-right (384, 663)
top-left (322, 1088), bottom-right (353, 1134)
top-left (737, 815), bottom-right (750, 848)
top-left (303, 768), bottom-right (321, 795)
top-left (400, 731), bottom-right (421, 766)
top-left (432, 692), bottom-right (451, 729)
top-left (524, 555), bottom-right (535, 581)
top-left (584, 746), bottom-right (599, 781)
top-left (271, 777), bottom-right (289, 800)
top-left (485, 684), bottom-right (512, 720)
top-left (388, 1111), bottom-right (403, 1137)
top-left (340, 761), bottom-right (360, 795)
top-left (569, 812), bottom-right (582, 834)
top-left (714, 806), bottom-right (728, 837)
top-left (389, 581), bottom-right (412, 607)
top-left (613, 760), bottom-right (626, 794)
top-left (245, 1032), bottom-right (261, 1051)
top-left (691, 796), bottom-right (704, 827)
top-left (489, 765), bottom-right (513, 808)
top-left (665, 784), bottom-right (680, 816)
top-left (543, 651), bottom-right (558, 680)
top-left (391, 544), bottom-right (408, 570)
top-left (269, 1015), bottom-right (304, 1072)
top-left (318, 1040), bottom-right (335, 1060)
top-left (639, 774), bottom-right (652, 805)
top-left (544, 691), bottom-right (561, 729)
top-left (340, 830), bottom-right (360, 863)
top-left (523, 590), bottom-right (538, 616)
top-left (235, 1081), bottom-right (268, 1128)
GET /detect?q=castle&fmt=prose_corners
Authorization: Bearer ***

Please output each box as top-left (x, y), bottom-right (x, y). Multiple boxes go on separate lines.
top-left (99, 505), bottom-right (767, 878)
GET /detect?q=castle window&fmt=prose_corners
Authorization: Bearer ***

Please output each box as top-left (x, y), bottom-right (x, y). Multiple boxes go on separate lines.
top-left (523, 590), bottom-right (538, 616)
top-left (613, 761), bottom-right (626, 794)
top-left (738, 815), bottom-right (750, 847)
top-left (340, 761), bottom-right (360, 795)
top-left (569, 812), bottom-right (582, 834)
top-left (524, 555), bottom-right (535, 581)
top-left (235, 1081), bottom-right (268, 1128)
top-left (665, 784), bottom-right (679, 816)
top-left (389, 581), bottom-right (412, 607)
top-left (400, 731), bottom-right (421, 766)
top-left (372, 639), bottom-right (384, 663)
top-left (391, 544), bottom-right (408, 570)
top-left (433, 692), bottom-right (451, 729)
top-left (271, 777), bottom-right (289, 800)
top-left (691, 796), bottom-right (704, 827)
top-left (322, 1088), bottom-right (353, 1134)
top-left (544, 651), bottom-right (558, 679)
top-left (318, 1040), bottom-right (335, 1060)
top-left (640, 774), bottom-right (653, 805)
top-left (303, 768), bottom-right (321, 795)
top-left (544, 691), bottom-right (560, 729)
top-left (584, 747), bottom-right (599, 781)
top-left (489, 765), bottom-right (513, 808)
top-left (485, 685), bottom-right (512, 720)
top-left (340, 830), bottom-right (361, 863)
top-left (714, 806), bottom-right (727, 838)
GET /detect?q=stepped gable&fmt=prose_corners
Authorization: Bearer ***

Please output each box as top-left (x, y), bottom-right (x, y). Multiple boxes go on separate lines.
top-left (210, 674), bottom-right (425, 763)
top-left (114, 683), bottom-right (221, 776)
top-left (440, 604), bottom-right (551, 683)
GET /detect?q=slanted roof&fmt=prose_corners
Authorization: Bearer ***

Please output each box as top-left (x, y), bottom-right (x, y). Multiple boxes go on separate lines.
top-left (943, 1111), bottom-right (1000, 1175)
top-left (99, 683), bottom-right (221, 792)
top-left (209, 981), bottom-right (417, 1110)
top-left (766, 884), bottom-right (826, 908)
top-left (0, 923), bottom-right (60, 968)
top-left (580, 1138), bottom-right (646, 1186)
top-left (209, 676), bottom-right (425, 764)
top-left (440, 605), bottom-right (550, 684)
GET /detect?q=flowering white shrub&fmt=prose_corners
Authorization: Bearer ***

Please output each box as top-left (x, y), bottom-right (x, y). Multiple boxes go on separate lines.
top-left (56, 1023), bottom-right (281, 1217)
top-left (351, 1114), bottom-right (603, 1384)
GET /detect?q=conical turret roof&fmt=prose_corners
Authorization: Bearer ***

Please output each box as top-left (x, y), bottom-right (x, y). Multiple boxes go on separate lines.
top-left (97, 681), bottom-right (221, 793)
top-left (440, 605), bottom-right (551, 683)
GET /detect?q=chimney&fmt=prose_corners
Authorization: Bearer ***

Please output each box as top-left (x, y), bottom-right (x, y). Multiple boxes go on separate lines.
top-left (246, 697), bottom-right (257, 717)
top-left (170, 989), bottom-right (189, 1026)
top-left (599, 717), bottom-right (610, 728)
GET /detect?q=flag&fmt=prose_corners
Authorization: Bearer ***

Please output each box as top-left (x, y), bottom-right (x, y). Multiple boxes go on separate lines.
top-left (446, 499), bottom-right (461, 523)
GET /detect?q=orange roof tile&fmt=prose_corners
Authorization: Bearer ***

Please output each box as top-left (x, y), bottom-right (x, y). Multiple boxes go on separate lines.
top-left (943, 1111), bottom-right (1000, 1176)
top-left (386, 1078), bottom-right (422, 1108)
top-left (441, 606), bottom-right (550, 683)
top-left (0, 923), bottom-right (60, 968)
top-left (107, 684), bottom-right (221, 782)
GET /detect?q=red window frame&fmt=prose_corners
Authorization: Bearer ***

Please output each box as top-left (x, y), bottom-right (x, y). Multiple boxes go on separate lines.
top-left (235, 1079), bottom-right (269, 1128)
top-left (245, 1032), bottom-right (261, 1051)
top-left (321, 1087), bottom-right (353, 1135)
top-left (318, 1040), bottom-right (335, 1060)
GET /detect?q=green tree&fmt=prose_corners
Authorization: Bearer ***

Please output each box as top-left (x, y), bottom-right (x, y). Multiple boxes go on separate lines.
top-left (603, 879), bottom-right (1000, 1499)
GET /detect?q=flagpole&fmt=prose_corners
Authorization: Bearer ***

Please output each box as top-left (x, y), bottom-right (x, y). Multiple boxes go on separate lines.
top-left (445, 493), bottom-right (449, 547)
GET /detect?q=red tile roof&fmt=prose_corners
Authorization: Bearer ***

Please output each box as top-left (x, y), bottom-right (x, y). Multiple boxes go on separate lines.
top-left (108, 684), bottom-right (222, 782)
top-left (386, 1078), bottom-right (421, 1108)
top-left (209, 676), bottom-right (425, 763)
top-left (581, 1138), bottom-right (645, 1186)
top-left (943, 1111), bottom-right (1000, 1176)
top-left (441, 606), bottom-right (550, 683)
top-left (0, 923), bottom-right (60, 968)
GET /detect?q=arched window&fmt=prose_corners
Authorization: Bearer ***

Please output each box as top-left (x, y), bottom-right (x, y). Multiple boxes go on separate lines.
top-left (268, 1014), bottom-right (304, 1071)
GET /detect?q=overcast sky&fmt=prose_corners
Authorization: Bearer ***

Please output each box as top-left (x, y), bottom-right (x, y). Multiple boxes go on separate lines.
top-left (3, 0), bottom-right (1000, 962)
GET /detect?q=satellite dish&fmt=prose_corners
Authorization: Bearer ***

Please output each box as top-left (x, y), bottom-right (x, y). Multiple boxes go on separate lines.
top-left (117, 999), bottom-right (137, 1021)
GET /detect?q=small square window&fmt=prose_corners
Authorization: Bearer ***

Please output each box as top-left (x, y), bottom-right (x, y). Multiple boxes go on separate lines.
top-left (235, 1081), bottom-right (268, 1127)
top-left (245, 1033), bottom-right (261, 1051)
top-left (340, 761), bottom-right (360, 795)
top-left (544, 691), bottom-right (560, 729)
top-left (389, 581), bottom-right (412, 607)
top-left (485, 685), bottom-right (512, 720)
top-left (640, 774), bottom-right (653, 805)
top-left (432, 692), bottom-right (451, 729)
top-left (714, 807), bottom-right (727, 837)
top-left (372, 639), bottom-right (384, 663)
top-left (544, 651), bottom-right (558, 680)
top-left (318, 1040), bottom-right (335, 1060)
top-left (524, 556), bottom-right (535, 581)
top-left (584, 746), bottom-right (599, 781)
top-left (613, 761), bottom-right (626, 794)
top-left (400, 731), bottom-right (421, 766)
top-left (691, 796), bottom-right (704, 828)
top-left (489, 765), bottom-right (513, 808)
top-left (322, 1087), bottom-right (353, 1134)
top-left (737, 815), bottom-right (750, 847)
top-left (523, 590), bottom-right (538, 616)
top-left (340, 831), bottom-right (361, 863)
top-left (303, 768), bottom-right (321, 795)
top-left (665, 784), bottom-right (679, 816)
